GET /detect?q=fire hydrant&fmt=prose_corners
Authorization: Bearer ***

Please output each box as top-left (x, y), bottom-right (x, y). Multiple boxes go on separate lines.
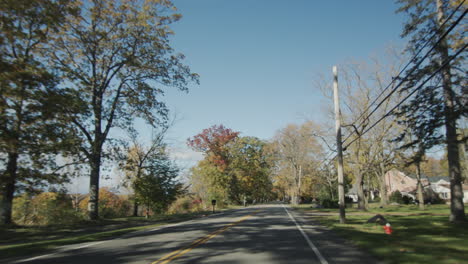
top-left (383, 223), bottom-right (393, 235)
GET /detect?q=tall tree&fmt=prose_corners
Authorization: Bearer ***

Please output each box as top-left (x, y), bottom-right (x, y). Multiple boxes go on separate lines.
top-left (396, 0), bottom-right (466, 222)
top-left (187, 124), bottom-right (240, 170)
top-left (0, 0), bottom-right (78, 225)
top-left (187, 125), bottom-right (240, 204)
top-left (228, 136), bottom-right (273, 204)
top-left (50, 0), bottom-right (198, 219)
top-left (270, 122), bottom-right (323, 205)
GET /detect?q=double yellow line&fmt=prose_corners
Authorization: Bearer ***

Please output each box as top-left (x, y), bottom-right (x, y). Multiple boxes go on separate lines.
top-left (152, 210), bottom-right (261, 264)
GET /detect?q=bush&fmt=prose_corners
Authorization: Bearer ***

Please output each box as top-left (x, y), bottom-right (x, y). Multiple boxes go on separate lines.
top-left (344, 196), bottom-right (354, 204)
top-left (389, 191), bottom-right (404, 204)
top-left (425, 195), bottom-right (446, 205)
top-left (167, 196), bottom-right (206, 214)
top-left (320, 199), bottom-right (339, 208)
top-left (79, 188), bottom-right (131, 218)
top-left (13, 192), bottom-right (85, 226)
top-left (402, 195), bottom-right (414, 205)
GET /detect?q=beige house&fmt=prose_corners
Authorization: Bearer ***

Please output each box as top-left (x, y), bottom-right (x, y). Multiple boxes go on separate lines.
top-left (383, 169), bottom-right (430, 198)
top-left (383, 169), bottom-right (468, 203)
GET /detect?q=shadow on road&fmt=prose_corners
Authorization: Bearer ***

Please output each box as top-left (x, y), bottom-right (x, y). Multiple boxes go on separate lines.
top-left (17, 204), bottom-right (380, 264)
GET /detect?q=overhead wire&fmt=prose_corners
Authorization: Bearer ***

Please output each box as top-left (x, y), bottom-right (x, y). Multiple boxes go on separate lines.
top-left (341, 0), bottom-right (466, 145)
top-left (342, 41), bottom-right (468, 151)
top-left (318, 2), bottom-right (467, 166)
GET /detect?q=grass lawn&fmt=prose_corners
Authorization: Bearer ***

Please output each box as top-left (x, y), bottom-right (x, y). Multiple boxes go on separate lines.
top-left (0, 209), bottom-right (229, 261)
top-left (294, 204), bottom-right (468, 264)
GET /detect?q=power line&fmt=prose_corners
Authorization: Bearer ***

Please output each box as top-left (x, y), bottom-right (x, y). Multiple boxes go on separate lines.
top-left (319, 3), bottom-right (467, 166)
top-left (341, 0), bottom-right (467, 145)
top-left (343, 41), bottom-right (468, 151)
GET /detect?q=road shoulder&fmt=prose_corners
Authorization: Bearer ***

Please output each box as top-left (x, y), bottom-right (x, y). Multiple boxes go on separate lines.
top-left (288, 206), bottom-right (384, 264)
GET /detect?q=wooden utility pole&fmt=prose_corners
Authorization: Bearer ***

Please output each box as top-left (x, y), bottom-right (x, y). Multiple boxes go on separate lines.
top-left (333, 66), bottom-right (346, 224)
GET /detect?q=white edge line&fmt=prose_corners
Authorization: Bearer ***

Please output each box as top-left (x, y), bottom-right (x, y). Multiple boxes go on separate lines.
top-left (13, 241), bottom-right (106, 263)
top-left (14, 209), bottom-right (240, 263)
top-left (282, 204), bottom-right (328, 264)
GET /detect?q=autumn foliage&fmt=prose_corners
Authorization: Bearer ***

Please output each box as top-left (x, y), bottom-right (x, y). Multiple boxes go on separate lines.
top-left (187, 125), bottom-right (240, 170)
top-left (79, 188), bottom-right (131, 218)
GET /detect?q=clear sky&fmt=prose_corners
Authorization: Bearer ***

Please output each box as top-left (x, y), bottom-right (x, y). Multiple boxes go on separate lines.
top-left (161, 0), bottom-right (407, 165)
top-left (69, 0), bottom-right (410, 192)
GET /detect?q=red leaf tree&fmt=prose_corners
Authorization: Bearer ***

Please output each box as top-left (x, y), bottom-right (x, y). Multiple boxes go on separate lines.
top-left (187, 125), bottom-right (240, 170)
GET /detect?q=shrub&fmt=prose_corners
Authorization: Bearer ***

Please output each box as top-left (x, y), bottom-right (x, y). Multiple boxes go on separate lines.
top-left (344, 196), bottom-right (354, 204)
top-left (167, 196), bottom-right (206, 214)
top-left (389, 191), bottom-right (404, 204)
top-left (13, 192), bottom-right (85, 226)
top-left (79, 188), bottom-right (131, 218)
top-left (425, 194), bottom-right (446, 205)
top-left (320, 198), bottom-right (339, 208)
top-left (402, 195), bottom-right (414, 205)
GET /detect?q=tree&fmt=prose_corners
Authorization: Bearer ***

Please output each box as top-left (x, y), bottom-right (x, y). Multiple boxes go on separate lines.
top-left (132, 147), bottom-right (182, 218)
top-left (228, 136), bottom-right (273, 204)
top-left (187, 126), bottom-right (275, 205)
top-left (187, 124), bottom-right (240, 170)
top-left (396, 0), bottom-right (466, 222)
top-left (121, 128), bottom-right (167, 216)
top-left (315, 53), bottom-right (407, 209)
top-left (50, 0), bottom-right (198, 219)
top-left (187, 125), bottom-right (240, 205)
top-left (189, 159), bottom-right (229, 205)
top-left (270, 122), bottom-right (323, 205)
top-left (0, 0), bottom-right (79, 225)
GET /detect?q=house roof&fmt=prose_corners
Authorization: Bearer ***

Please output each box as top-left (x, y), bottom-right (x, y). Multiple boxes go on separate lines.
top-left (427, 176), bottom-right (450, 183)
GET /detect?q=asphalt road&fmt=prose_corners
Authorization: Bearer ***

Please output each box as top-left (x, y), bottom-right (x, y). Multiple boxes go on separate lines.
top-left (12, 204), bottom-right (380, 264)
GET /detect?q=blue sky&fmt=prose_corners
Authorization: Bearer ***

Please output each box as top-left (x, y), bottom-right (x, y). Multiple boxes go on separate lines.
top-left (159, 1), bottom-right (407, 165)
top-left (68, 1), bottom-right (409, 192)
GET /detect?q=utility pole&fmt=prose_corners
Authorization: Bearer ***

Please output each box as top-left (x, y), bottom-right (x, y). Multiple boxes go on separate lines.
top-left (333, 66), bottom-right (346, 224)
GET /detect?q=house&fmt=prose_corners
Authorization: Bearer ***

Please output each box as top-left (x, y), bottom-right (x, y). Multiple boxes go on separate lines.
top-left (346, 169), bottom-right (468, 203)
top-left (429, 178), bottom-right (468, 203)
top-left (346, 184), bottom-right (378, 203)
top-left (430, 179), bottom-right (450, 200)
top-left (383, 169), bottom-right (430, 199)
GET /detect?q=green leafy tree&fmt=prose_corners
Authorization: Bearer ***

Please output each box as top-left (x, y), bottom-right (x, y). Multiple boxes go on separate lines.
top-left (121, 128), bottom-right (167, 216)
top-left (49, 0), bottom-right (198, 220)
top-left (190, 159), bottom-right (229, 206)
top-left (228, 136), bottom-right (273, 204)
top-left (396, 0), bottom-right (466, 222)
top-left (0, 0), bottom-right (80, 225)
top-left (133, 148), bottom-right (182, 218)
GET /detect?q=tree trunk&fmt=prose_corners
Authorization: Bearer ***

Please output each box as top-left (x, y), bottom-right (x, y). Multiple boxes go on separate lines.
top-left (297, 165), bottom-right (302, 204)
top-left (88, 153), bottom-right (101, 220)
top-left (416, 162), bottom-right (425, 210)
top-left (0, 152), bottom-right (19, 225)
top-left (355, 168), bottom-right (366, 210)
top-left (379, 163), bottom-right (388, 206)
top-left (437, 0), bottom-right (465, 223)
top-left (133, 200), bottom-right (138, 217)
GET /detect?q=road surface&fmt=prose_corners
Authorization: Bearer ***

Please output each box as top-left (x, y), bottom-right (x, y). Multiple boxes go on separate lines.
top-left (13, 204), bottom-right (380, 264)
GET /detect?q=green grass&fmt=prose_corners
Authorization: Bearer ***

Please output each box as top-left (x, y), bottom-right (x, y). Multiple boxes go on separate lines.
top-left (0, 210), bottom-right (218, 260)
top-left (294, 204), bottom-right (468, 264)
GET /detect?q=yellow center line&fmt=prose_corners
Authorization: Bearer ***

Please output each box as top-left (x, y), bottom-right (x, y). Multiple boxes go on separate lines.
top-left (151, 210), bottom-right (261, 264)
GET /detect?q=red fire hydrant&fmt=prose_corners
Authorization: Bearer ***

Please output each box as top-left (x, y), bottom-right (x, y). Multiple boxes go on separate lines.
top-left (383, 223), bottom-right (393, 235)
